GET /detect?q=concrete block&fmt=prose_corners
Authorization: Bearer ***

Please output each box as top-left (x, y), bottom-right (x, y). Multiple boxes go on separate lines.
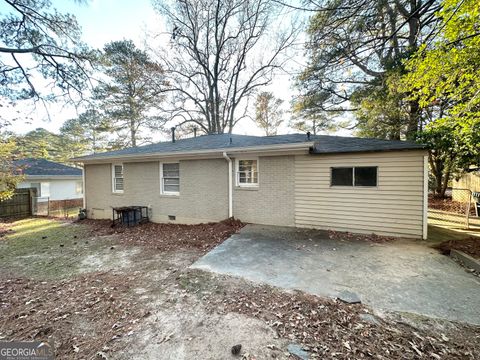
top-left (451, 249), bottom-right (480, 273)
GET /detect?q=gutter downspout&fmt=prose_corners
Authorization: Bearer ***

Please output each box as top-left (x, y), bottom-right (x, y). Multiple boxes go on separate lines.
top-left (82, 165), bottom-right (86, 210)
top-left (223, 152), bottom-right (233, 218)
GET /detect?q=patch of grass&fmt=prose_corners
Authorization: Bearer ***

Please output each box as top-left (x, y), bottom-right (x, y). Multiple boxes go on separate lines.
top-left (177, 270), bottom-right (221, 294)
top-left (0, 218), bottom-right (106, 279)
top-left (177, 271), bottom-right (206, 291)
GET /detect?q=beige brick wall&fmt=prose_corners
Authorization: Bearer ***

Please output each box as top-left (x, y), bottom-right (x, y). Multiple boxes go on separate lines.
top-left (84, 155), bottom-right (296, 226)
top-left (232, 155), bottom-right (295, 226)
top-left (84, 159), bottom-right (229, 223)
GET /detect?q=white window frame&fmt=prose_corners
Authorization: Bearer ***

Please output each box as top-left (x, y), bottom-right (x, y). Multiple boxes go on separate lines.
top-left (112, 163), bottom-right (124, 193)
top-left (160, 162), bottom-right (180, 196)
top-left (235, 158), bottom-right (259, 187)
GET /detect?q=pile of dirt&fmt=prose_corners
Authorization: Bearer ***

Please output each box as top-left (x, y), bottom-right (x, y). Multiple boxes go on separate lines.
top-left (0, 221), bottom-right (14, 238)
top-left (83, 218), bottom-right (244, 252)
top-left (328, 229), bottom-right (395, 243)
top-left (0, 272), bottom-right (146, 359)
top-left (206, 285), bottom-right (480, 359)
top-left (434, 237), bottom-right (480, 259)
top-left (0, 224), bottom-right (9, 238)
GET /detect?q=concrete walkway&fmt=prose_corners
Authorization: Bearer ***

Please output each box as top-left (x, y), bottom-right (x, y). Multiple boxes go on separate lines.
top-left (192, 225), bottom-right (480, 325)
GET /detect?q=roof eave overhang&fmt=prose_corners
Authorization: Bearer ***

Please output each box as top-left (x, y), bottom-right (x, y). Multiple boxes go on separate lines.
top-left (23, 175), bottom-right (82, 180)
top-left (72, 142), bottom-right (315, 164)
top-left (309, 147), bottom-right (428, 155)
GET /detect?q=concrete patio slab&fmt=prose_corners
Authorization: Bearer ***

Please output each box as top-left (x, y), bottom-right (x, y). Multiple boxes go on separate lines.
top-left (192, 224), bottom-right (480, 325)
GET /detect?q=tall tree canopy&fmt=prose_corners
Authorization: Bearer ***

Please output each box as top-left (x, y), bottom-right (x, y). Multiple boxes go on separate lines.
top-left (404, 0), bottom-right (480, 126)
top-left (0, 0), bottom-right (93, 105)
top-left (94, 40), bottom-right (166, 147)
top-left (13, 128), bottom-right (66, 161)
top-left (60, 109), bottom-right (112, 156)
top-left (0, 138), bottom-right (22, 200)
top-left (403, 0), bottom-right (480, 196)
top-left (254, 92), bottom-right (284, 136)
top-left (352, 70), bottom-right (409, 140)
top-left (153, 0), bottom-right (298, 135)
top-left (295, 0), bottom-right (440, 139)
top-left (0, 0), bottom-right (93, 198)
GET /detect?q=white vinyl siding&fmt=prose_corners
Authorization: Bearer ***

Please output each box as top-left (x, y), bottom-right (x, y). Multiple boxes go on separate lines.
top-left (161, 162), bottom-right (180, 195)
top-left (18, 180), bottom-right (83, 200)
top-left (76, 181), bottom-right (83, 194)
top-left (30, 182), bottom-right (50, 197)
top-left (112, 164), bottom-right (124, 193)
top-left (41, 182), bottom-right (51, 197)
top-left (295, 151), bottom-right (426, 238)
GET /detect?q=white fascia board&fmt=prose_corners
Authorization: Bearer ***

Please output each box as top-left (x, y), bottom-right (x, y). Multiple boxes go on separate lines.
top-left (74, 142), bottom-right (314, 164)
top-left (25, 175), bottom-right (82, 180)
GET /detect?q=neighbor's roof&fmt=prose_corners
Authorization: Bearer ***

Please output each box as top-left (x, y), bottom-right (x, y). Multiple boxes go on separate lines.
top-left (14, 158), bottom-right (82, 176)
top-left (73, 133), bottom-right (426, 162)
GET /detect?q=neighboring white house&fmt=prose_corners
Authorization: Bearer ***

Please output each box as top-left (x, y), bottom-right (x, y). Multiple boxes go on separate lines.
top-left (14, 159), bottom-right (83, 202)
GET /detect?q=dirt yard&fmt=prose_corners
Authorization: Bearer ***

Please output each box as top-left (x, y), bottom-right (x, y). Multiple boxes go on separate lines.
top-left (434, 237), bottom-right (480, 259)
top-left (1, 218), bottom-right (479, 359)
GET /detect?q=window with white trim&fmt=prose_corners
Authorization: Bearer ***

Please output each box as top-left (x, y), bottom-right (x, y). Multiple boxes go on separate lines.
top-left (112, 164), bottom-right (124, 193)
top-left (236, 159), bottom-right (259, 186)
top-left (331, 166), bottom-right (377, 187)
top-left (161, 163), bottom-right (180, 195)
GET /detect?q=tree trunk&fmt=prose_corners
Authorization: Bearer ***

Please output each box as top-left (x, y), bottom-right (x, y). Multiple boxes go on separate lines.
top-left (405, 0), bottom-right (422, 140)
top-left (130, 118), bottom-right (136, 147)
top-left (434, 171), bottom-right (443, 197)
top-left (440, 168), bottom-right (451, 198)
top-left (431, 156), bottom-right (444, 198)
top-left (406, 99), bottom-right (420, 140)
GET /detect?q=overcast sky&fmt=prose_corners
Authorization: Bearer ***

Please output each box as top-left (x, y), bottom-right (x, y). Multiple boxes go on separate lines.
top-left (6, 0), bottom-right (338, 139)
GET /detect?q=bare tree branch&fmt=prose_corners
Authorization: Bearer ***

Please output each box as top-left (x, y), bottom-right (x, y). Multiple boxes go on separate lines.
top-left (151, 0), bottom-right (300, 134)
top-left (0, 0), bottom-right (94, 107)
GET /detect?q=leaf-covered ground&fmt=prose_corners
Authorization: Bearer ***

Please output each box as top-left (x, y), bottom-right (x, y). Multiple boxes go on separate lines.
top-left (1, 218), bottom-right (479, 359)
top-left (428, 196), bottom-right (476, 216)
top-left (178, 269), bottom-right (480, 360)
top-left (0, 274), bottom-right (144, 359)
top-left (82, 217), bottom-right (244, 251)
top-left (434, 237), bottom-right (480, 259)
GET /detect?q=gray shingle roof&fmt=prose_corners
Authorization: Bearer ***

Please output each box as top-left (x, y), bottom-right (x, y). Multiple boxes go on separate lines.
top-left (74, 133), bottom-right (425, 161)
top-left (310, 135), bottom-right (426, 154)
top-left (14, 159), bottom-right (82, 176)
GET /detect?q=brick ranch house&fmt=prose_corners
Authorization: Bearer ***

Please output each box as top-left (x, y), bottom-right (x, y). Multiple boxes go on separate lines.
top-left (73, 133), bottom-right (428, 239)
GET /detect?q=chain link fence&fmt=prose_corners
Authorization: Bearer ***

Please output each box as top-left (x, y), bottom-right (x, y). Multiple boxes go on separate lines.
top-left (428, 188), bottom-right (480, 229)
top-left (32, 197), bottom-right (83, 218)
top-left (32, 197), bottom-right (50, 217)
